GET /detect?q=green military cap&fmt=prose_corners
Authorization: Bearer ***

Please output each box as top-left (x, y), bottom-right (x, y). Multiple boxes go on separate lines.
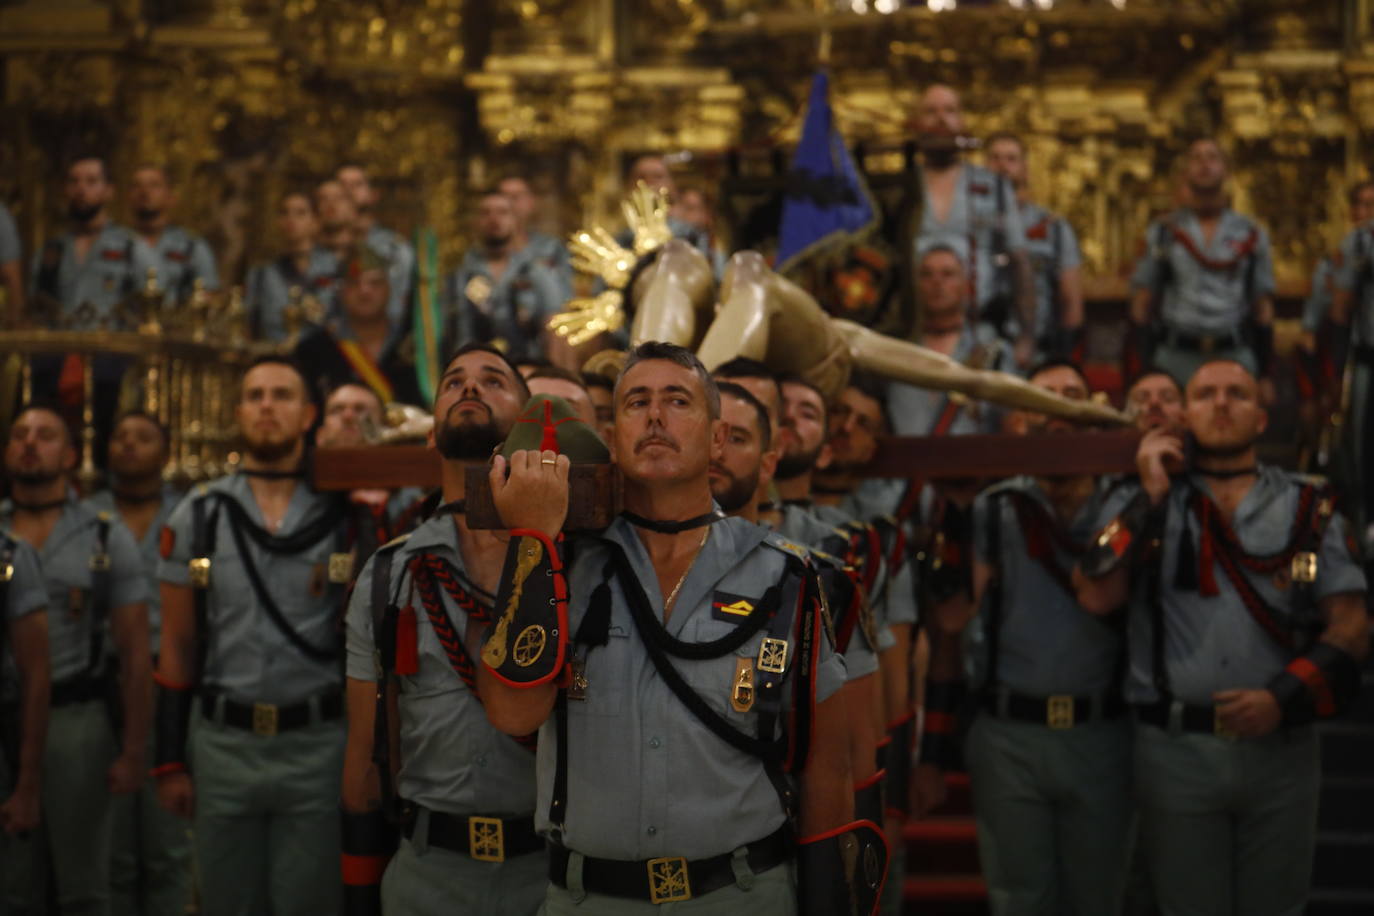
top-left (501, 394), bottom-right (610, 463)
top-left (343, 243), bottom-right (390, 281)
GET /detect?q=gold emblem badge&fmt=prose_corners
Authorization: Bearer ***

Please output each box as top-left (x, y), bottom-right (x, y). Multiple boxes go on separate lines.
top-left (757, 638), bottom-right (789, 675)
top-left (482, 537), bottom-right (543, 669)
top-left (0, 563), bottom-right (11, 583)
top-left (1291, 552), bottom-right (1318, 584)
top-left (512, 625), bottom-right (547, 667)
top-left (1047, 695), bottom-right (1075, 729)
top-left (328, 552), bottom-right (354, 584)
top-left (89, 553), bottom-right (111, 573)
top-left (189, 557), bottom-right (211, 588)
top-left (252, 702), bottom-right (279, 737)
top-left (469, 816), bottom-right (505, 863)
top-left (568, 657), bottom-right (588, 700)
top-left (464, 275), bottom-right (493, 308)
top-left (646, 857), bottom-right (691, 904)
top-left (731, 657), bottom-right (755, 713)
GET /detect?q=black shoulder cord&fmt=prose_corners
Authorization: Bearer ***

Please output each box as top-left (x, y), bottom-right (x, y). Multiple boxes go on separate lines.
top-left (982, 493), bottom-right (1005, 692)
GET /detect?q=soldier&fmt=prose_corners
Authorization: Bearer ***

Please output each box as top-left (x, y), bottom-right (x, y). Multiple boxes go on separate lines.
top-left (580, 371), bottom-right (616, 443)
top-left (1127, 138), bottom-right (1277, 396)
top-left (912, 86), bottom-right (1034, 365)
top-left (0, 200), bottom-right (24, 324)
top-left (315, 179), bottom-right (359, 267)
top-left (477, 341), bottom-right (884, 915)
top-left (498, 175), bottom-right (573, 300)
top-left (1, 403), bottom-right (151, 916)
top-left (1326, 186), bottom-right (1374, 540)
top-left (341, 344), bottom-right (547, 916)
top-left (154, 356), bottom-right (351, 916)
top-left (84, 412), bottom-right (192, 916)
top-left (128, 164), bottom-right (219, 304)
top-left (984, 133), bottom-right (1085, 361)
top-left (711, 382), bottom-right (885, 829)
top-left (293, 244), bottom-right (424, 407)
top-left (337, 164), bottom-right (416, 327)
top-left (1075, 359), bottom-right (1370, 916)
top-left (918, 360), bottom-right (1133, 915)
top-left (526, 366), bottom-right (597, 428)
top-left (0, 526), bottom-right (50, 856)
top-left (445, 188), bottom-right (567, 362)
top-left (1125, 369), bottom-right (1185, 435)
top-left (244, 191), bottom-right (341, 342)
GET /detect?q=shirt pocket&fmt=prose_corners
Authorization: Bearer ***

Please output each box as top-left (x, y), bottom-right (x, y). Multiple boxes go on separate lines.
top-left (572, 626), bottom-right (630, 717)
top-left (680, 616), bottom-right (770, 734)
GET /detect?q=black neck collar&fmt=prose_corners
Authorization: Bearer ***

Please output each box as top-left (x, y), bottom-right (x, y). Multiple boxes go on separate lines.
top-left (781, 498), bottom-right (813, 508)
top-left (111, 486), bottom-right (164, 506)
top-left (1195, 466), bottom-right (1259, 481)
top-left (811, 483), bottom-right (850, 496)
top-left (9, 497), bottom-right (66, 513)
top-left (621, 508), bottom-right (724, 535)
top-left (240, 467), bottom-right (305, 481)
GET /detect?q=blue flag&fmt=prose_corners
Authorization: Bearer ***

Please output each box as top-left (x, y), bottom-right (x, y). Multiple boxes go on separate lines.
top-left (775, 71), bottom-right (878, 274)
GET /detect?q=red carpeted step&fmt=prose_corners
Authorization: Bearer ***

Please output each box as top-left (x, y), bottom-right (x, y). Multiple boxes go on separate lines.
top-left (904, 875), bottom-right (990, 915)
top-left (903, 817), bottom-right (981, 874)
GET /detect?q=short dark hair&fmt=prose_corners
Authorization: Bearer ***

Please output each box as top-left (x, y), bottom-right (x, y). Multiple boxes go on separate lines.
top-left (778, 373), bottom-right (829, 427)
top-left (716, 381), bottom-right (772, 450)
top-left (581, 372), bottom-right (614, 394)
top-left (68, 155), bottom-right (110, 183)
top-left (10, 401), bottom-right (77, 449)
top-left (712, 356), bottom-right (774, 383)
top-left (616, 341), bottom-right (720, 419)
top-left (280, 190), bottom-right (317, 214)
top-left (323, 381), bottom-right (384, 410)
top-left (843, 370), bottom-right (889, 428)
top-left (1349, 180), bottom-right (1374, 208)
top-left (242, 354), bottom-right (317, 405)
top-left (111, 409), bottom-right (171, 449)
top-left (1026, 357), bottom-right (1089, 390)
top-left (527, 366), bottom-right (588, 393)
top-left (1125, 366), bottom-right (1182, 399)
top-left (442, 342), bottom-right (531, 402)
top-left (985, 131), bottom-right (1024, 154)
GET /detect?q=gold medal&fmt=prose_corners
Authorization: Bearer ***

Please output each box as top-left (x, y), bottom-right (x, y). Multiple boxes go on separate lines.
top-left (189, 557), bottom-right (211, 588)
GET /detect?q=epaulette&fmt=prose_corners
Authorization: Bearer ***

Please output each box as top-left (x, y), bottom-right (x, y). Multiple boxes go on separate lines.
top-left (979, 476), bottom-right (1029, 500)
top-left (376, 533), bottom-right (411, 554)
top-left (1287, 471), bottom-right (1331, 489)
top-left (95, 510), bottom-right (113, 523)
top-left (761, 532), bottom-right (811, 562)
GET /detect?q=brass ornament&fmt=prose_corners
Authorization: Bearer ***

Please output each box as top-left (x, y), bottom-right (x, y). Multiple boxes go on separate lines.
top-left (482, 536), bottom-right (544, 669)
top-left (512, 624), bottom-right (548, 667)
top-left (731, 657), bottom-right (755, 713)
top-left (328, 552), bottom-right (355, 584)
top-left (757, 637), bottom-right (789, 675)
top-left (469, 816), bottom-right (505, 863)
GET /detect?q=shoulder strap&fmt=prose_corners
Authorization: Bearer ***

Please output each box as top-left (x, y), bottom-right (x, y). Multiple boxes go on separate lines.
top-left (0, 535), bottom-right (14, 666)
top-left (36, 239), bottom-right (64, 300)
top-left (982, 492), bottom-right (1005, 690)
top-left (85, 512), bottom-right (114, 675)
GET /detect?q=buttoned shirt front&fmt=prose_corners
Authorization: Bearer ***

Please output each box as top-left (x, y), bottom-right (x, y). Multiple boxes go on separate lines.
top-left (536, 516), bottom-right (846, 860)
top-left (1095, 469), bottom-right (1365, 706)
top-left (0, 493), bottom-right (145, 684)
top-left (346, 515), bottom-right (537, 817)
top-left (158, 475), bottom-right (347, 705)
top-left (1131, 208), bottom-right (1275, 336)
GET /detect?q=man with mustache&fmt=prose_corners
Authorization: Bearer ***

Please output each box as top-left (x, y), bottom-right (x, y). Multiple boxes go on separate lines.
top-left (128, 164), bottom-right (219, 305)
top-left (1125, 369), bottom-right (1186, 435)
top-left (1075, 360), bottom-right (1369, 916)
top-left (478, 341), bottom-right (881, 915)
top-left (1, 404), bottom-right (151, 916)
top-left (711, 382), bottom-right (885, 833)
top-left (917, 360), bottom-right (1134, 915)
top-left (154, 357), bottom-right (352, 916)
top-left (85, 412), bottom-right (192, 916)
top-left (341, 344), bottom-right (548, 916)
top-left (912, 86), bottom-right (1034, 364)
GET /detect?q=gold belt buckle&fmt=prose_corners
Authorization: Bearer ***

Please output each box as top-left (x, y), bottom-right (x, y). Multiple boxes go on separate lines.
top-left (1047, 695), bottom-right (1075, 729)
top-left (89, 553), bottom-right (111, 572)
top-left (1213, 706), bottom-right (1237, 741)
top-left (252, 702), bottom-right (278, 737)
top-left (647, 856), bottom-right (691, 903)
top-left (757, 638), bottom-right (789, 675)
top-left (1291, 551), bottom-right (1317, 584)
top-left (189, 557), bottom-right (211, 588)
top-left (468, 816), bottom-right (505, 863)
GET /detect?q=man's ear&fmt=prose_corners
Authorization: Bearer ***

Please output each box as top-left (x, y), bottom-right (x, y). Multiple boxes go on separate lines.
top-left (759, 448), bottom-right (780, 488)
top-left (709, 418), bottom-right (727, 461)
top-left (62, 444), bottom-right (78, 472)
top-left (814, 442), bottom-right (833, 472)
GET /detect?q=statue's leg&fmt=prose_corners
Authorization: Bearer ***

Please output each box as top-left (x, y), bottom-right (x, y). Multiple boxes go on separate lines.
top-left (629, 239), bottom-right (715, 348)
top-left (696, 251), bottom-right (777, 371)
top-left (834, 319), bottom-right (1130, 426)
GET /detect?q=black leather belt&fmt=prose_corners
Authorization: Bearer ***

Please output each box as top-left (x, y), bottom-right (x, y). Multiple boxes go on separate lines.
top-left (199, 691), bottom-right (343, 736)
top-left (401, 805), bottom-right (542, 862)
top-left (51, 675), bottom-right (105, 708)
top-left (549, 827), bottom-right (791, 905)
top-left (1163, 327), bottom-right (1242, 354)
top-left (982, 689), bottom-right (1125, 728)
top-left (1134, 700), bottom-right (1235, 737)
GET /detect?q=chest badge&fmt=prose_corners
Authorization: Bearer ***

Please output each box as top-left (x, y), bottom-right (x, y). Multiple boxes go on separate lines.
top-left (731, 657), bottom-right (755, 713)
top-left (464, 275), bottom-right (493, 310)
top-left (568, 656), bottom-right (588, 700)
top-left (758, 637), bottom-right (789, 675)
top-left (711, 591), bottom-right (755, 623)
top-left (1290, 551), bottom-right (1317, 584)
top-left (328, 552), bottom-right (354, 584)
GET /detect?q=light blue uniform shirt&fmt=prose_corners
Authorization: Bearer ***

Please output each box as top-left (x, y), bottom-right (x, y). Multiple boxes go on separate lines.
top-left (1332, 222), bottom-right (1374, 347)
top-left (0, 493), bottom-right (145, 683)
top-left (365, 224), bottom-right (416, 327)
top-left (1130, 208), bottom-right (1275, 336)
top-left (969, 476), bottom-right (1122, 695)
top-left (1017, 201), bottom-right (1081, 342)
top-left (444, 244), bottom-right (568, 361)
top-left (28, 222), bottom-right (156, 329)
top-left (0, 203), bottom-right (20, 265)
top-left (159, 475), bottom-right (346, 706)
top-left (916, 164), bottom-right (1026, 315)
top-left (244, 248), bottom-right (340, 341)
top-left (83, 487), bottom-right (182, 656)
top-left (136, 225), bottom-right (219, 304)
top-left (887, 324), bottom-right (1013, 439)
top-left (1, 530), bottom-right (50, 701)
top-left (1096, 469), bottom-right (1366, 706)
top-left (536, 517), bottom-right (845, 860)
top-left (346, 515), bottom-right (536, 817)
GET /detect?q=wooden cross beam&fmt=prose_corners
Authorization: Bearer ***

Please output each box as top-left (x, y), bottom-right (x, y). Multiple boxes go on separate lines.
top-left (314, 431), bottom-right (1141, 492)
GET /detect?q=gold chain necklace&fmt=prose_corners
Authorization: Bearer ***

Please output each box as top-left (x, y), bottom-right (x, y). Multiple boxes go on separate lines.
top-left (663, 527), bottom-right (710, 616)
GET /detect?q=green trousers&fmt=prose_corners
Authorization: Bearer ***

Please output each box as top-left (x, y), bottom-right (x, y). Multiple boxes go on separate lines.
top-left (540, 857), bottom-right (795, 914)
top-left (381, 835), bottom-right (547, 916)
top-left (966, 715), bottom-right (1134, 916)
top-left (110, 731), bottom-right (193, 916)
top-left (188, 714), bottom-right (344, 916)
top-left (1134, 722), bottom-right (1319, 916)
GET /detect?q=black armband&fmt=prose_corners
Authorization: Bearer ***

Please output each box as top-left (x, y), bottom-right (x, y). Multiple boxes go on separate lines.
top-left (919, 680), bottom-right (968, 773)
top-left (924, 503), bottom-right (973, 603)
top-left (1080, 490), bottom-right (1160, 578)
top-left (1266, 642), bottom-right (1363, 727)
top-left (481, 530), bottom-right (569, 687)
top-left (341, 808), bottom-right (397, 916)
top-left (798, 821), bottom-right (888, 916)
top-left (152, 676), bottom-right (194, 778)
